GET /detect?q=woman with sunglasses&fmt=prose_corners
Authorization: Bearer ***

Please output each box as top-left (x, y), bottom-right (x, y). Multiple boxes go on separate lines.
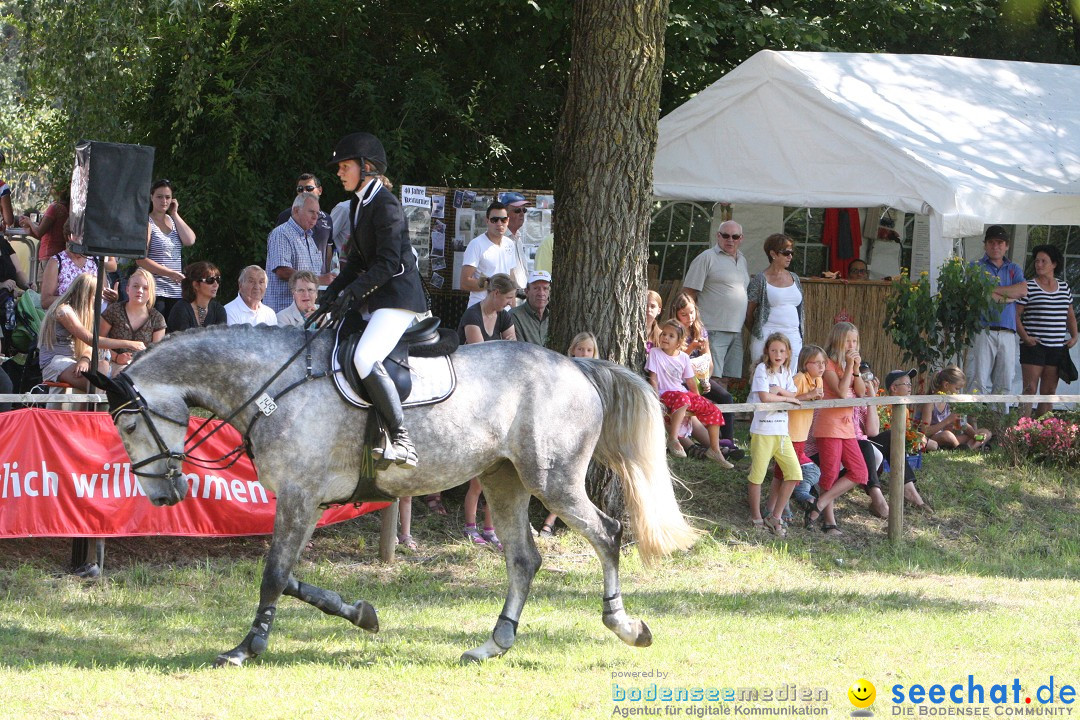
top-left (745, 233), bottom-right (804, 363)
top-left (167, 260), bottom-right (227, 332)
top-left (138, 179), bottom-right (197, 319)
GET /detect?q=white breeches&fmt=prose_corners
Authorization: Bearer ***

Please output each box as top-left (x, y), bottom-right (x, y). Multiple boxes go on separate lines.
top-left (352, 307), bottom-right (424, 379)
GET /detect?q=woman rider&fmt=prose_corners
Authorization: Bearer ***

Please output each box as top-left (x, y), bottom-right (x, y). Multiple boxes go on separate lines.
top-left (320, 132), bottom-right (428, 468)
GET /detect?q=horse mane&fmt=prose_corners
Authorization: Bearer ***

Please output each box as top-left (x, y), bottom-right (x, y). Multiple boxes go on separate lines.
top-left (135, 323), bottom-right (313, 364)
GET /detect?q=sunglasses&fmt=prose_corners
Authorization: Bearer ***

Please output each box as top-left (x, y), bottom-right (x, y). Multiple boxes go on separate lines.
top-left (488, 216), bottom-right (509, 223)
top-left (511, 208), bottom-right (526, 214)
top-left (199, 276), bottom-right (221, 284)
top-left (777, 249), bottom-right (794, 257)
top-left (296, 185), bottom-right (317, 193)
top-left (719, 232), bottom-right (742, 240)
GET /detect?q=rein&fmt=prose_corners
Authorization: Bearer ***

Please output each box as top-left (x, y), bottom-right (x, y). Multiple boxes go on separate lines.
top-left (117, 317), bottom-right (338, 479)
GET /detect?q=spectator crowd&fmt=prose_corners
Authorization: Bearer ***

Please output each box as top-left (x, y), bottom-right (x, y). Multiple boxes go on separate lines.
top-left (1, 151), bottom-right (1076, 549)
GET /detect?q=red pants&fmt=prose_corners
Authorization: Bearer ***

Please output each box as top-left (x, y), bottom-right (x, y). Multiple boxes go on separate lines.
top-left (660, 391), bottom-right (724, 426)
top-left (774, 440), bottom-right (812, 481)
top-left (816, 437), bottom-right (867, 490)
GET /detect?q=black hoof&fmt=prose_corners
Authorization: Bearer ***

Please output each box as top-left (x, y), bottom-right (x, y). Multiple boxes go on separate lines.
top-left (353, 600), bottom-right (379, 633)
top-left (214, 650), bottom-right (246, 668)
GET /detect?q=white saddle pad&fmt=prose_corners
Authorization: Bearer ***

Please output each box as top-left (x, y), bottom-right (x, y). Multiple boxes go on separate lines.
top-left (331, 333), bottom-right (456, 410)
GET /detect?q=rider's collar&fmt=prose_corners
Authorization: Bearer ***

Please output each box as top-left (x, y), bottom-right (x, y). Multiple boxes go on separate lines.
top-left (355, 178), bottom-right (383, 207)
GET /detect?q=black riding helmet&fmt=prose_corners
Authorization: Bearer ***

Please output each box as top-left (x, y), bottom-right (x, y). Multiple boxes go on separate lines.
top-left (327, 132), bottom-right (388, 175)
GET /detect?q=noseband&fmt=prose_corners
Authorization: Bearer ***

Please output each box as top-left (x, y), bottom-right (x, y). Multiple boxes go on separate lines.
top-left (110, 387), bottom-right (189, 482)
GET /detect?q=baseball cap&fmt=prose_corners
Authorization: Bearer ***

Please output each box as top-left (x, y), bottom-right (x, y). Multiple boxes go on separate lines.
top-left (500, 191), bottom-right (529, 207)
top-left (984, 225), bottom-right (1009, 242)
top-left (527, 270), bottom-right (551, 285)
top-left (884, 369), bottom-right (917, 391)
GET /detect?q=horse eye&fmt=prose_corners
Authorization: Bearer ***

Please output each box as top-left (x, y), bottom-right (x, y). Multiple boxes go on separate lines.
top-left (122, 422), bottom-right (137, 435)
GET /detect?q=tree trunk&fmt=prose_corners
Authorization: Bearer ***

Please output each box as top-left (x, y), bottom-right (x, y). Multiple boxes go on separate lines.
top-left (552, 0), bottom-right (670, 515)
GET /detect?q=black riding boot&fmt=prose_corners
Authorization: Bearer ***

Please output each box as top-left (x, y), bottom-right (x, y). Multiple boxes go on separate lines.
top-left (360, 361), bottom-right (418, 469)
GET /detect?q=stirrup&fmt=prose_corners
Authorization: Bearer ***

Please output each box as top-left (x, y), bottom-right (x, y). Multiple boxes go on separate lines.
top-left (391, 431), bottom-right (418, 469)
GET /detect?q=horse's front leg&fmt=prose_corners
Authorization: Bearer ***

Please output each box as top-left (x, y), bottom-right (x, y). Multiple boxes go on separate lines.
top-left (215, 490), bottom-right (319, 667)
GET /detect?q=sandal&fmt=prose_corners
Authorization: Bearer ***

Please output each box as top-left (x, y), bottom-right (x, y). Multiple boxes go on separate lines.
top-left (821, 524), bottom-right (843, 537)
top-left (464, 525), bottom-right (488, 545)
top-left (705, 448), bottom-right (734, 469)
top-left (750, 518), bottom-right (766, 531)
top-left (480, 527), bottom-right (503, 551)
top-left (803, 499), bottom-right (822, 529)
top-left (397, 534), bottom-right (418, 551)
top-left (763, 515), bottom-right (787, 538)
top-left (425, 495), bottom-right (448, 516)
top-left (540, 523), bottom-right (554, 537)
top-left (667, 438), bottom-right (687, 458)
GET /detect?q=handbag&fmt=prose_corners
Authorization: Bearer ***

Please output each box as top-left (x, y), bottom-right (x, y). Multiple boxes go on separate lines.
top-left (1059, 350), bottom-right (1078, 384)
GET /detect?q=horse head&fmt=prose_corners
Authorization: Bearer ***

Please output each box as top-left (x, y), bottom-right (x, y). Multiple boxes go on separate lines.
top-left (89, 370), bottom-right (191, 507)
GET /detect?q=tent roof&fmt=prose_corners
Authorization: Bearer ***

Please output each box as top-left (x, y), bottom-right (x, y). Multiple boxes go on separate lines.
top-left (654, 50), bottom-right (1080, 237)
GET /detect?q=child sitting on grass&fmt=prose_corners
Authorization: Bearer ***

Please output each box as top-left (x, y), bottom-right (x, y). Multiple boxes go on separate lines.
top-left (645, 320), bottom-right (732, 468)
top-left (747, 332), bottom-right (802, 537)
top-left (918, 366), bottom-right (991, 450)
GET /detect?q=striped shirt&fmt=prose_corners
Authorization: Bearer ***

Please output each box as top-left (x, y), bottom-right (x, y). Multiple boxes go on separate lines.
top-left (147, 216), bottom-right (183, 298)
top-left (1017, 278), bottom-right (1073, 346)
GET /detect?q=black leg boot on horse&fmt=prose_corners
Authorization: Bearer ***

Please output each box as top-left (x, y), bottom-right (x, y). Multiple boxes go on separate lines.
top-left (361, 360), bottom-right (418, 469)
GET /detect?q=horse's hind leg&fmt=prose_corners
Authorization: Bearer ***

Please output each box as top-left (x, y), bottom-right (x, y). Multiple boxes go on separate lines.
top-left (215, 492), bottom-right (321, 667)
top-left (539, 467), bottom-right (652, 649)
top-left (283, 576), bottom-right (379, 632)
top-left (460, 462), bottom-right (541, 664)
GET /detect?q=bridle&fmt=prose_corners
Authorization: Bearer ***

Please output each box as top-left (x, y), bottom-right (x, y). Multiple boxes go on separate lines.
top-left (108, 310), bottom-right (339, 482)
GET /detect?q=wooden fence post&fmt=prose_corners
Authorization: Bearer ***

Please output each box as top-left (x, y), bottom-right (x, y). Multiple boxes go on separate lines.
top-left (888, 403), bottom-right (907, 545)
top-left (380, 500), bottom-right (398, 563)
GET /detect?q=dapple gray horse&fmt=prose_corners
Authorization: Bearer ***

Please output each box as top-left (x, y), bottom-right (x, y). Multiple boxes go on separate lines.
top-left (97, 324), bottom-right (699, 666)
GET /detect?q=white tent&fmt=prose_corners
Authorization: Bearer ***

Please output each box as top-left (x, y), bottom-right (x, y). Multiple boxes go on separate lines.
top-left (654, 50), bottom-right (1080, 282)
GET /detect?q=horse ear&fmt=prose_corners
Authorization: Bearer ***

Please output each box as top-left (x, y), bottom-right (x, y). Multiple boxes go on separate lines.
top-left (84, 371), bottom-right (127, 411)
top-left (84, 370), bottom-right (116, 394)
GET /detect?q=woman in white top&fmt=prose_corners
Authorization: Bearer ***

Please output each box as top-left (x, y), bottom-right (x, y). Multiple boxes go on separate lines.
top-left (137, 179), bottom-right (196, 319)
top-left (745, 233), bottom-right (804, 364)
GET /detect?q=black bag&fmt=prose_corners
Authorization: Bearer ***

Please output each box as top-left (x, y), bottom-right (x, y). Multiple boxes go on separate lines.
top-left (1059, 351), bottom-right (1078, 384)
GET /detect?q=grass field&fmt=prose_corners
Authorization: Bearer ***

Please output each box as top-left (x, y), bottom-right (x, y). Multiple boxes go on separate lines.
top-left (2, 444), bottom-right (1078, 720)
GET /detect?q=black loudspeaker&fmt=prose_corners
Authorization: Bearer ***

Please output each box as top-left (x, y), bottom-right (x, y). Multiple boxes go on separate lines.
top-left (69, 140), bottom-right (155, 259)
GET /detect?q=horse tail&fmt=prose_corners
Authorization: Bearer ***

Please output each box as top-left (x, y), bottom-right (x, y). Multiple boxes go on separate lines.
top-left (573, 358), bottom-right (702, 565)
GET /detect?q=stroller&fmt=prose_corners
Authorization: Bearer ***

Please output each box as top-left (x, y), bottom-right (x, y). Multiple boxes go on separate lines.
top-left (2, 289), bottom-right (45, 396)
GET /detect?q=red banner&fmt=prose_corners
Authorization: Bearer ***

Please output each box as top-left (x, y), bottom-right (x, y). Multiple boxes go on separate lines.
top-left (0, 408), bottom-right (386, 537)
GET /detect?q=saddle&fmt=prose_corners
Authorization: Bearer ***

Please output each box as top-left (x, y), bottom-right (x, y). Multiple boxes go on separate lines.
top-left (331, 314), bottom-right (459, 409)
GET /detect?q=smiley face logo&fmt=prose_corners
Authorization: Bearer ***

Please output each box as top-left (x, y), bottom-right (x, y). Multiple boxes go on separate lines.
top-left (848, 679), bottom-right (876, 709)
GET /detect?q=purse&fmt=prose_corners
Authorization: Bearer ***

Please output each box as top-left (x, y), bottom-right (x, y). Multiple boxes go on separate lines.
top-left (1059, 350), bottom-right (1078, 384)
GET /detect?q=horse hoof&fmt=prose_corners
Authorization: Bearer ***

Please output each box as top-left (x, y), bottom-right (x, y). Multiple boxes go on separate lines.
top-left (459, 650), bottom-right (484, 665)
top-left (632, 619), bottom-right (653, 648)
top-left (213, 652), bottom-right (245, 668)
top-left (353, 600), bottom-right (379, 633)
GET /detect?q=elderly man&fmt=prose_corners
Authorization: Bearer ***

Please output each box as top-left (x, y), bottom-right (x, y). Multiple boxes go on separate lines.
top-left (682, 220), bottom-right (751, 385)
top-left (275, 173), bottom-right (335, 273)
top-left (225, 265), bottom-right (278, 326)
top-left (511, 270), bottom-right (551, 346)
top-left (265, 192), bottom-right (335, 312)
top-left (970, 225), bottom-right (1028, 403)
